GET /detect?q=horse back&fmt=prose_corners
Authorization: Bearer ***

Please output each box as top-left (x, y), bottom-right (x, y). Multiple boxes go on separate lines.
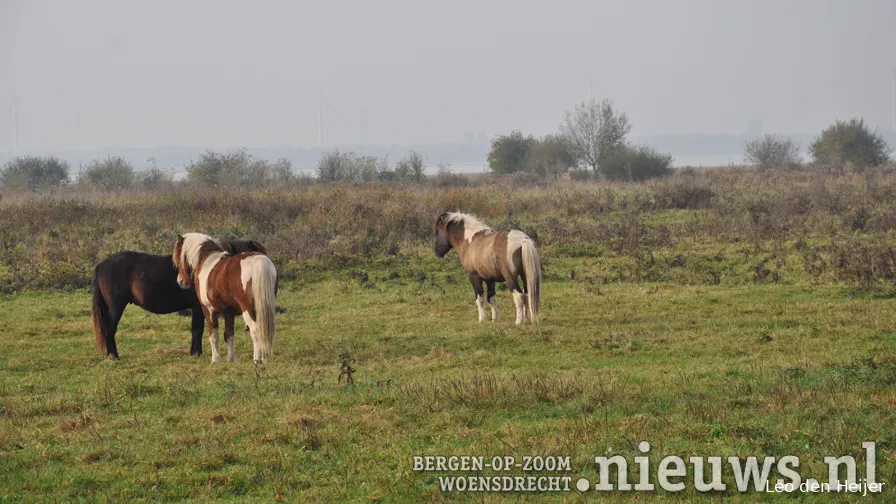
top-left (95, 251), bottom-right (199, 313)
top-left (203, 252), bottom-right (269, 315)
top-left (462, 232), bottom-right (510, 281)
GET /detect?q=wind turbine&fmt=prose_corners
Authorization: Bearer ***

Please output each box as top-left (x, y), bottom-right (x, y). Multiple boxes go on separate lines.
top-left (0, 100), bottom-right (18, 158)
top-left (318, 90), bottom-right (325, 148)
top-left (316, 80), bottom-right (355, 148)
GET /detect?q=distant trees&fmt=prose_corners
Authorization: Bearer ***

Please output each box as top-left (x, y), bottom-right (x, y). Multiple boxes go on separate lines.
top-left (744, 134), bottom-right (802, 172)
top-left (0, 156), bottom-right (69, 192)
top-left (395, 151), bottom-right (426, 182)
top-left (316, 151), bottom-right (357, 182)
top-left (810, 119), bottom-right (891, 171)
top-left (560, 98), bottom-right (631, 175)
top-left (187, 149), bottom-right (295, 187)
top-left (138, 168), bottom-right (172, 190)
top-left (488, 131), bottom-right (536, 175)
top-left (486, 98), bottom-right (672, 181)
top-left (523, 134), bottom-right (576, 177)
top-left (80, 156), bottom-right (135, 190)
top-left (602, 145), bottom-right (674, 181)
top-left (316, 150), bottom-right (424, 183)
top-left (488, 132), bottom-right (576, 176)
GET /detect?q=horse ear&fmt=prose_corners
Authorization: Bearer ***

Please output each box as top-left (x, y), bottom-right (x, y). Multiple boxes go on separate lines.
top-left (176, 234), bottom-right (184, 242)
top-left (434, 212), bottom-right (449, 229)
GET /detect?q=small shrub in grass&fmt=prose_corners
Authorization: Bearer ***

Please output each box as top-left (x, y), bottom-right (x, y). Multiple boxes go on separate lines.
top-left (80, 156), bottom-right (135, 190)
top-left (744, 134), bottom-right (802, 172)
top-left (138, 168), bottom-right (172, 190)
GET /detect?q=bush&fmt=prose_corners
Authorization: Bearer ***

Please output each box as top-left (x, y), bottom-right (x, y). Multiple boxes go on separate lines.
top-left (523, 135), bottom-right (576, 176)
top-left (560, 98), bottom-right (631, 174)
top-left (407, 151), bottom-right (426, 181)
top-left (187, 149), bottom-right (274, 188)
top-left (80, 156), bottom-right (135, 190)
top-left (744, 134), bottom-right (801, 171)
top-left (138, 168), bottom-right (173, 190)
top-left (317, 151), bottom-right (359, 182)
top-left (0, 156), bottom-right (69, 192)
top-left (488, 131), bottom-right (536, 174)
top-left (602, 145), bottom-right (673, 181)
top-left (357, 156), bottom-right (380, 182)
top-left (810, 118), bottom-right (891, 171)
top-left (317, 152), bottom-right (391, 183)
top-left (394, 151), bottom-right (425, 182)
top-left (432, 165), bottom-right (468, 188)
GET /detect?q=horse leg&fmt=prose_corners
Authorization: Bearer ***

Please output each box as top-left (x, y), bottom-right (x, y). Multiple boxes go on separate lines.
top-left (190, 308), bottom-right (204, 356)
top-left (205, 308), bottom-right (221, 364)
top-left (105, 304), bottom-right (125, 360)
top-left (486, 280), bottom-right (498, 321)
top-left (506, 278), bottom-right (526, 325)
top-left (468, 274), bottom-right (486, 322)
top-left (518, 273), bottom-right (529, 324)
top-left (242, 311), bottom-right (260, 363)
top-left (224, 315), bottom-right (236, 363)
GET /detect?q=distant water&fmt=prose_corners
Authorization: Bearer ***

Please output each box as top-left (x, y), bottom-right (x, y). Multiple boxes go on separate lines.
top-left (161, 155), bottom-right (791, 180)
top-left (432, 158), bottom-right (750, 173)
top-left (672, 154), bottom-right (745, 167)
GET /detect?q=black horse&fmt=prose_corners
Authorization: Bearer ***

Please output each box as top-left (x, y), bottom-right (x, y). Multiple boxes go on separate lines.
top-left (91, 240), bottom-right (266, 360)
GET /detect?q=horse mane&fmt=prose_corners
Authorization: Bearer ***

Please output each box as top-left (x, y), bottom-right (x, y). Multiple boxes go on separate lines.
top-left (179, 232), bottom-right (224, 269)
top-left (443, 212), bottom-right (493, 242)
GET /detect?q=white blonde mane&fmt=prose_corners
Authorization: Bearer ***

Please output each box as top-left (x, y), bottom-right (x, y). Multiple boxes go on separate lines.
top-left (445, 212), bottom-right (493, 243)
top-left (179, 232), bottom-right (223, 269)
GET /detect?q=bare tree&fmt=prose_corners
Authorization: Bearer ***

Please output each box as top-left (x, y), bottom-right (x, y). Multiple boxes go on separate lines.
top-left (560, 99), bottom-right (631, 175)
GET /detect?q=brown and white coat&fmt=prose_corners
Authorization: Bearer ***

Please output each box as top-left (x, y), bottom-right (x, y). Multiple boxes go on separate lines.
top-left (173, 233), bottom-right (278, 363)
top-left (433, 212), bottom-right (541, 324)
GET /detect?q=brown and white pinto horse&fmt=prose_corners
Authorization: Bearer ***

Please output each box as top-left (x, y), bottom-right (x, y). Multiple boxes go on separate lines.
top-left (433, 212), bottom-right (542, 324)
top-left (173, 233), bottom-right (278, 363)
top-left (91, 240), bottom-right (267, 360)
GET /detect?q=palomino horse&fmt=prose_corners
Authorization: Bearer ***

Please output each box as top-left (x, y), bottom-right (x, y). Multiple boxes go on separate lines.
top-left (173, 233), bottom-right (278, 363)
top-left (92, 240), bottom-right (267, 360)
top-left (433, 212), bottom-right (542, 324)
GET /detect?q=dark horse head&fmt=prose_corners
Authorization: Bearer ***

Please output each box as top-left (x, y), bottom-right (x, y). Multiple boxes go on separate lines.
top-left (223, 240), bottom-right (267, 256)
top-left (433, 212), bottom-right (454, 258)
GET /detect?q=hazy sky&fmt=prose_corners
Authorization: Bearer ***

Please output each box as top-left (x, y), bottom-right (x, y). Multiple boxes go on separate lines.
top-left (1, 0), bottom-right (894, 152)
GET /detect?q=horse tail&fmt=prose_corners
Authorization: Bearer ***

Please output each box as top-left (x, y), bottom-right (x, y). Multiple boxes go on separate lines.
top-left (92, 267), bottom-right (109, 354)
top-left (522, 238), bottom-right (542, 323)
top-left (251, 255), bottom-right (277, 357)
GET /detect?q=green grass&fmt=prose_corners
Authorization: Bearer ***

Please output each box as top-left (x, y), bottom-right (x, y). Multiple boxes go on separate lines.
top-left (1, 253), bottom-right (894, 502)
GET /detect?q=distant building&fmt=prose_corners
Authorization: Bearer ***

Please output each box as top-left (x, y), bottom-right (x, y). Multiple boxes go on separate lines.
top-left (477, 132), bottom-right (487, 144)
top-left (747, 120), bottom-right (763, 137)
top-left (465, 132), bottom-right (475, 144)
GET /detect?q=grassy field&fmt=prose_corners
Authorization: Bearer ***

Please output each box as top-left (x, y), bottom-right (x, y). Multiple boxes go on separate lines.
top-left (1, 171), bottom-right (896, 501)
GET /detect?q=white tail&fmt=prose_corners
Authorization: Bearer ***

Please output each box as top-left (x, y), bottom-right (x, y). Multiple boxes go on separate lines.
top-left (522, 239), bottom-right (541, 323)
top-left (251, 256), bottom-right (277, 357)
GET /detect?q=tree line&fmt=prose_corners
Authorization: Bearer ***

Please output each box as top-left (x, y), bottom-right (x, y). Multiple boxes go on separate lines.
top-left (0, 148), bottom-right (442, 193)
top-left (744, 118), bottom-right (892, 172)
top-left (1, 102), bottom-right (891, 193)
top-left (487, 99), bottom-right (673, 181)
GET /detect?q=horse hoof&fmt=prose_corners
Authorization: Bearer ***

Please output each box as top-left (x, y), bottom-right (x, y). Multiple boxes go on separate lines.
top-left (109, 354), bottom-right (120, 361)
